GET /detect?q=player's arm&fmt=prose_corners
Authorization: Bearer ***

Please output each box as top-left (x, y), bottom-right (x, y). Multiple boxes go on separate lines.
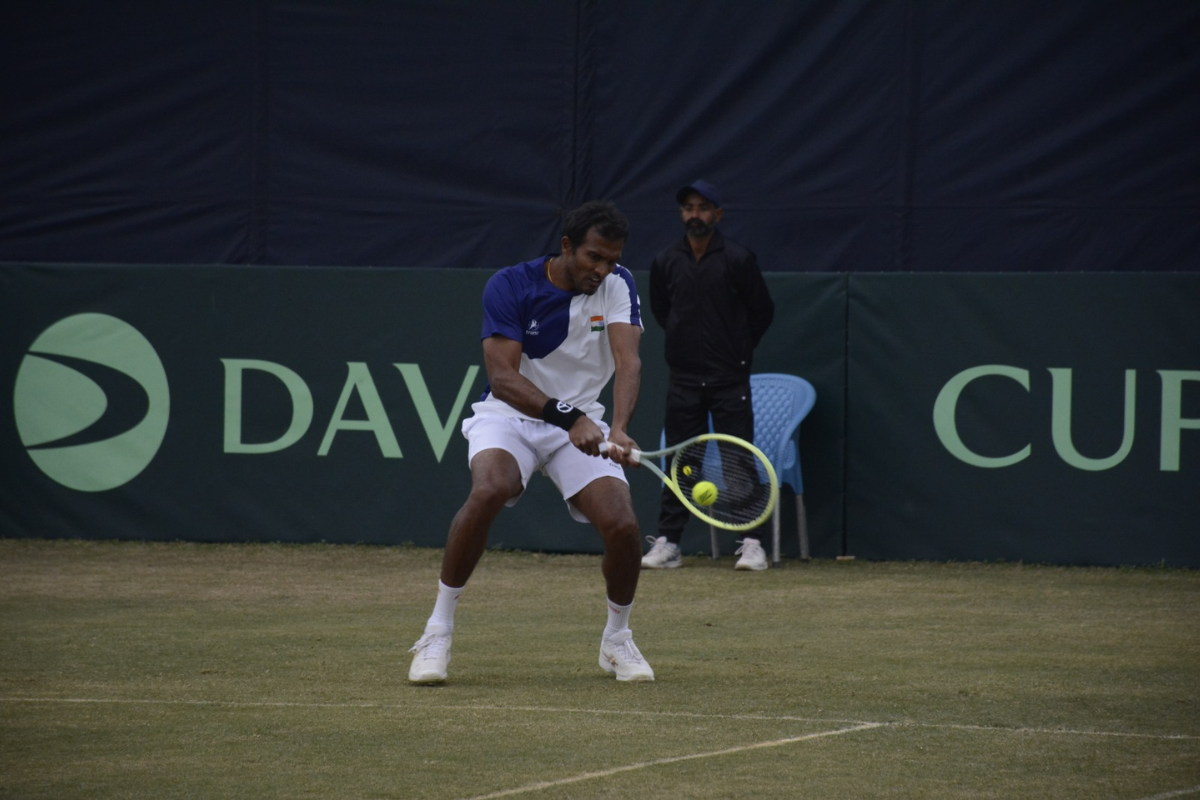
top-left (605, 321), bottom-right (642, 467)
top-left (481, 334), bottom-right (606, 454)
top-left (481, 334), bottom-right (546, 416)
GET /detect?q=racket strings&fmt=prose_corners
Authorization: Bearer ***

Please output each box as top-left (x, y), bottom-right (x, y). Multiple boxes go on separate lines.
top-left (673, 439), bottom-right (774, 527)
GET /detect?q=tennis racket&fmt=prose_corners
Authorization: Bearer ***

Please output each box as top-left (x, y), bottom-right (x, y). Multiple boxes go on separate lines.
top-left (602, 433), bottom-right (779, 531)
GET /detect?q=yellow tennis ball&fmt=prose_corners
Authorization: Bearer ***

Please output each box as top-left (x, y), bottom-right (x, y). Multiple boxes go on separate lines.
top-left (682, 465), bottom-right (692, 476)
top-left (692, 481), bottom-right (718, 507)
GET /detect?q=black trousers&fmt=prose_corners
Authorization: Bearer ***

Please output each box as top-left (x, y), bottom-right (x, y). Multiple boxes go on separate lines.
top-left (657, 379), bottom-right (755, 544)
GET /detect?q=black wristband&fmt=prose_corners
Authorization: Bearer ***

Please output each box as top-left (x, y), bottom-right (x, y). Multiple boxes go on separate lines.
top-left (542, 398), bottom-right (585, 431)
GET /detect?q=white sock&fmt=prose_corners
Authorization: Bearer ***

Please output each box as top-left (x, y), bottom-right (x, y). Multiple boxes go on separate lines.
top-left (603, 598), bottom-right (633, 639)
top-left (425, 580), bottom-right (464, 633)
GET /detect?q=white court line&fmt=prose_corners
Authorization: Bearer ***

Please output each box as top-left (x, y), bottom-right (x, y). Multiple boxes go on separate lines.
top-left (458, 723), bottom-right (884, 800)
top-left (0, 697), bottom-right (878, 726)
top-left (4, 698), bottom-right (1197, 797)
top-left (1133, 787), bottom-right (1200, 800)
top-left (2, 697), bottom-right (1197, 741)
top-left (451, 703), bottom-right (879, 727)
top-left (894, 720), bottom-right (1200, 741)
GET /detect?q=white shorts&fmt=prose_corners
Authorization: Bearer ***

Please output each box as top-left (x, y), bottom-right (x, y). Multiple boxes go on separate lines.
top-left (462, 415), bottom-right (628, 523)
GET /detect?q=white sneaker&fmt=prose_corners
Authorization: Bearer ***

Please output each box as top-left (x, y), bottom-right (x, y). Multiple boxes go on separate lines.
top-left (408, 625), bottom-right (452, 684)
top-left (599, 629), bottom-right (655, 682)
top-left (734, 538), bottom-right (769, 571)
top-left (641, 536), bottom-right (682, 569)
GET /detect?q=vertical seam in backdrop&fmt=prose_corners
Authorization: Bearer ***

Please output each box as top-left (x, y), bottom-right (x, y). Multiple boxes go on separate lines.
top-left (840, 273), bottom-right (851, 556)
top-left (568, 0), bottom-right (596, 209)
top-left (249, 0), bottom-right (271, 265)
top-left (895, 0), bottom-right (921, 272)
top-left (840, 0), bottom-right (924, 555)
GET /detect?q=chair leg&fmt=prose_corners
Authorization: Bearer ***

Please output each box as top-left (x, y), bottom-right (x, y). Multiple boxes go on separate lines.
top-left (771, 501), bottom-right (781, 566)
top-left (797, 493), bottom-right (810, 562)
top-left (710, 525), bottom-right (719, 560)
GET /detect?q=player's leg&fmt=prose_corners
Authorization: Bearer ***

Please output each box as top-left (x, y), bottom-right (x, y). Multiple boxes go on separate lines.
top-left (571, 476), bottom-right (641, 605)
top-left (409, 449), bottom-right (524, 684)
top-left (436, 417), bottom-right (537, 593)
top-left (439, 448), bottom-right (524, 587)
top-left (571, 476), bottom-right (655, 681)
top-left (410, 419), bottom-right (534, 684)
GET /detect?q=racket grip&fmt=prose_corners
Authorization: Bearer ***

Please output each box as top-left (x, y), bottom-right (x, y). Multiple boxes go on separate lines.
top-left (599, 441), bottom-right (642, 460)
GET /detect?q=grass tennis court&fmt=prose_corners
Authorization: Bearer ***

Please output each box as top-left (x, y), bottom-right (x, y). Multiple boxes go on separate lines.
top-left (1, 539), bottom-right (1197, 799)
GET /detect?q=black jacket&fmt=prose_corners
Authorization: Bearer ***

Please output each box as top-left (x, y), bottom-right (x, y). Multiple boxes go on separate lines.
top-left (649, 230), bottom-right (775, 385)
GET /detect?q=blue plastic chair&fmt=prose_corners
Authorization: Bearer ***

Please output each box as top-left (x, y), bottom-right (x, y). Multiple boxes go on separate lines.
top-left (659, 374), bottom-right (817, 566)
top-left (706, 374), bottom-right (817, 565)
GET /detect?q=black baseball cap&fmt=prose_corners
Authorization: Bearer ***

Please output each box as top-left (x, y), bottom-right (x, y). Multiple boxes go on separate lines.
top-left (676, 180), bottom-right (722, 208)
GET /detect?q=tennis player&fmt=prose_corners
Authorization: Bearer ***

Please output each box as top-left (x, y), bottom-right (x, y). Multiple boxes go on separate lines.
top-left (408, 200), bottom-right (655, 684)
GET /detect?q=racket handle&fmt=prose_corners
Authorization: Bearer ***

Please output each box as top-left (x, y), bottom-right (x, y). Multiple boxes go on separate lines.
top-left (599, 441), bottom-right (642, 460)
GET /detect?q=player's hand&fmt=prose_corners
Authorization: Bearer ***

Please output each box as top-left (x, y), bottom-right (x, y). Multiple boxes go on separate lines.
top-left (568, 417), bottom-right (607, 457)
top-left (604, 430), bottom-right (640, 468)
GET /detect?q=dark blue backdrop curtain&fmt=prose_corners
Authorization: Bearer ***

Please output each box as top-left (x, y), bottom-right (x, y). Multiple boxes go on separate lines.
top-left (2, 1), bottom-right (1197, 272)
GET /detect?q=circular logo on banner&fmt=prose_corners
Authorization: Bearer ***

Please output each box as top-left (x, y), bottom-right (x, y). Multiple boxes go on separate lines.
top-left (13, 313), bottom-right (170, 492)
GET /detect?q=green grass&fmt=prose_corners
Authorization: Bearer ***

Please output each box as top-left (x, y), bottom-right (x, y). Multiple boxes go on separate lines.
top-left (1, 539), bottom-right (1198, 799)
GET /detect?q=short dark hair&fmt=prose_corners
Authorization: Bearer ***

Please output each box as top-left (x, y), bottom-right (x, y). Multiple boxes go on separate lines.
top-left (561, 200), bottom-right (630, 250)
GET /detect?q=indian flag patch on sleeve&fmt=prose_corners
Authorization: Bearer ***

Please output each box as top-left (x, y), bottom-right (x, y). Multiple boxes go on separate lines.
top-left (590, 315), bottom-right (605, 332)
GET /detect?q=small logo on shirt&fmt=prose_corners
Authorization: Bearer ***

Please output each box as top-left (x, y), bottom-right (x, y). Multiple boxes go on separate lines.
top-left (527, 319), bottom-right (540, 336)
top-left (590, 315), bottom-right (605, 332)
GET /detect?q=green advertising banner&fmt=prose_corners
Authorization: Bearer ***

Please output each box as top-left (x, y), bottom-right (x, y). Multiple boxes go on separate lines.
top-left (0, 265), bottom-right (845, 559)
top-left (846, 274), bottom-right (1200, 566)
top-left (5, 265), bottom-right (1194, 565)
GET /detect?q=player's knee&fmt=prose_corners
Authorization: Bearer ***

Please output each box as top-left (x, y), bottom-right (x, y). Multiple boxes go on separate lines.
top-left (601, 516), bottom-right (640, 547)
top-left (467, 475), bottom-right (520, 511)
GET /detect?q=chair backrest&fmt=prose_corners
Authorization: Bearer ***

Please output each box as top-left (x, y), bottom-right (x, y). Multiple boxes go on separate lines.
top-left (750, 373), bottom-right (816, 493)
top-left (657, 373), bottom-right (816, 492)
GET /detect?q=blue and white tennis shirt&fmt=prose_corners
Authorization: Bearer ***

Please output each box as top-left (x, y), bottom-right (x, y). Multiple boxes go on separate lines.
top-left (471, 255), bottom-right (642, 421)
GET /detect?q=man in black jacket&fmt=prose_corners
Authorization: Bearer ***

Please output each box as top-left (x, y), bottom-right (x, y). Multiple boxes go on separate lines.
top-left (643, 180), bottom-right (775, 571)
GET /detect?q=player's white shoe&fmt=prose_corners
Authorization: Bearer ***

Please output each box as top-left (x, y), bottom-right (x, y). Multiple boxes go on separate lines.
top-left (408, 625), bottom-right (452, 684)
top-left (599, 629), bottom-right (655, 682)
top-left (734, 538), bottom-right (769, 571)
top-left (641, 536), bottom-right (682, 569)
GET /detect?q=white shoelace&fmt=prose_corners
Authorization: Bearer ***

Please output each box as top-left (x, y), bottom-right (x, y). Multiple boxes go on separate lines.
top-left (410, 632), bottom-right (450, 658)
top-left (607, 632), bottom-right (644, 664)
top-left (735, 539), bottom-right (763, 557)
top-left (646, 537), bottom-right (677, 557)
